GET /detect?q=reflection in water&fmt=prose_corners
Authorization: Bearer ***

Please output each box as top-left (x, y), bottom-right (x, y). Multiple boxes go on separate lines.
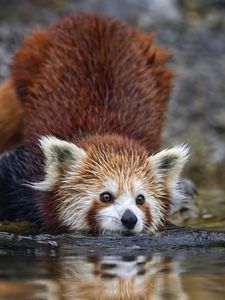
top-left (0, 254), bottom-right (192, 300)
top-left (1, 252), bottom-right (225, 300)
top-left (57, 255), bottom-right (158, 299)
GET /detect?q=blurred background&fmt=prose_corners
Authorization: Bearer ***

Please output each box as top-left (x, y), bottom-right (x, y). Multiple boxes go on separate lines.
top-left (0, 0), bottom-right (225, 224)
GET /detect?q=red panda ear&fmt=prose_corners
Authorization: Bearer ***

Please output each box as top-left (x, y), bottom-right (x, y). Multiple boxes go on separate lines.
top-left (31, 135), bottom-right (87, 192)
top-left (12, 29), bottom-right (50, 101)
top-left (149, 145), bottom-right (189, 187)
top-left (39, 135), bottom-right (86, 165)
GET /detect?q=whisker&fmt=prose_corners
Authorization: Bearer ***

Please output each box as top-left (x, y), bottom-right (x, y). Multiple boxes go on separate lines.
top-left (114, 206), bottom-right (121, 218)
top-left (100, 214), bottom-right (121, 224)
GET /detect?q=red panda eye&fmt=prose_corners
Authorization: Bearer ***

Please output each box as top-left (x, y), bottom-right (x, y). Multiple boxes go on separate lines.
top-left (100, 192), bottom-right (114, 203)
top-left (136, 194), bottom-right (145, 205)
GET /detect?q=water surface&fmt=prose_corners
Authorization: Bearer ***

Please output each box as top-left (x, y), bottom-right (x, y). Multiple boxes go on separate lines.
top-left (0, 248), bottom-right (225, 300)
top-left (0, 189), bottom-right (225, 300)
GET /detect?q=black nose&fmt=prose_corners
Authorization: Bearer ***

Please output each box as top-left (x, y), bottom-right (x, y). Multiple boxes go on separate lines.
top-left (121, 209), bottom-right (138, 230)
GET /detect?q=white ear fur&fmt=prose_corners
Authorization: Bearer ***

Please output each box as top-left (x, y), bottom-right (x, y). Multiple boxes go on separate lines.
top-left (31, 135), bottom-right (87, 192)
top-left (149, 144), bottom-right (190, 187)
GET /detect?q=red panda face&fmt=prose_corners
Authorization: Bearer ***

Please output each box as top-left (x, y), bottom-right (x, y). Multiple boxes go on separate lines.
top-left (31, 135), bottom-right (189, 234)
top-left (58, 163), bottom-right (166, 234)
top-left (83, 177), bottom-right (166, 235)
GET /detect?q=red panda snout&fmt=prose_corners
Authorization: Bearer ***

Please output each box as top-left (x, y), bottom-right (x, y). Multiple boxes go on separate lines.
top-left (31, 135), bottom-right (189, 234)
top-left (121, 209), bottom-right (138, 230)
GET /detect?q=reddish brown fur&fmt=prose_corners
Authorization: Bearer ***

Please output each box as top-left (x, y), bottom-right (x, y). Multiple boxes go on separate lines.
top-left (11, 12), bottom-right (172, 154)
top-left (78, 135), bottom-right (170, 220)
top-left (77, 135), bottom-right (171, 232)
top-left (1, 12), bottom-right (173, 231)
top-left (0, 78), bottom-right (23, 152)
top-left (36, 135), bottom-right (170, 232)
top-left (38, 191), bottom-right (70, 233)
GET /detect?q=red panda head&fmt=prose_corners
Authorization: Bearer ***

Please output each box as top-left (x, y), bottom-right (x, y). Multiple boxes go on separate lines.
top-left (31, 135), bottom-right (189, 234)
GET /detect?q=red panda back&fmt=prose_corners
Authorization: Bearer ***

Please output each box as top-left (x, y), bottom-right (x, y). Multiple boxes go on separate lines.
top-left (12, 12), bottom-right (172, 154)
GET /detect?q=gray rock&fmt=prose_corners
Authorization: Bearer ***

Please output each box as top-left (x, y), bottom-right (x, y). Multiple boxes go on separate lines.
top-left (0, 225), bottom-right (225, 256)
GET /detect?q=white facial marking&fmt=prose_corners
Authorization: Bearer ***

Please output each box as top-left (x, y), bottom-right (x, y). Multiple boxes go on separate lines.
top-left (57, 188), bottom-right (97, 232)
top-left (133, 179), bottom-right (163, 231)
top-left (134, 179), bottom-right (145, 192)
top-left (96, 179), bottom-right (164, 234)
top-left (134, 179), bottom-right (166, 232)
top-left (97, 192), bottom-right (144, 234)
top-left (104, 179), bottom-right (118, 195)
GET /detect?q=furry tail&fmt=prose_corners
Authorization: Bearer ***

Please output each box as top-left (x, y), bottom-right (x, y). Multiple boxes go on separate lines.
top-left (0, 78), bottom-right (23, 152)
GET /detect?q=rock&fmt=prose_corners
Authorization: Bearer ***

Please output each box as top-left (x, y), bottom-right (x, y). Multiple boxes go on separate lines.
top-left (0, 225), bottom-right (225, 256)
top-left (169, 178), bottom-right (200, 224)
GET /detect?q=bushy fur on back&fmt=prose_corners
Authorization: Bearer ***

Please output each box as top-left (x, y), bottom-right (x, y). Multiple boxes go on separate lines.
top-left (0, 12), bottom-right (189, 234)
top-left (12, 12), bottom-right (172, 152)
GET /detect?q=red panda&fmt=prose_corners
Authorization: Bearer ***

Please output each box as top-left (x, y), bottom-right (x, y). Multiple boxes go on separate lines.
top-left (0, 12), bottom-right (189, 234)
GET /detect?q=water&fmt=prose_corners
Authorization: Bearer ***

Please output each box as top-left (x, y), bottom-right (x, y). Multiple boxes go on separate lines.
top-left (0, 248), bottom-right (225, 299)
top-left (184, 188), bottom-right (225, 231)
top-left (0, 189), bottom-right (225, 299)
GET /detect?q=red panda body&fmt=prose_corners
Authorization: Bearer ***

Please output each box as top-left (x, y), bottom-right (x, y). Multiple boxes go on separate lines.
top-left (0, 13), bottom-right (188, 234)
top-left (12, 13), bottom-right (171, 151)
